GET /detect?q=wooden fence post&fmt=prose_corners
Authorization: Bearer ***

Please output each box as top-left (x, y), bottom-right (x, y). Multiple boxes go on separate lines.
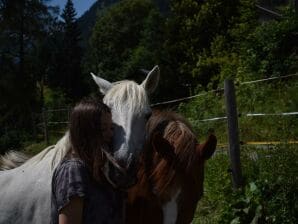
top-left (224, 79), bottom-right (243, 189)
top-left (42, 108), bottom-right (49, 145)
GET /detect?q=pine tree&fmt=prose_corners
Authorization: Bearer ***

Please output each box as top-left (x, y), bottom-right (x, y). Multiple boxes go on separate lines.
top-left (60, 0), bottom-right (83, 101)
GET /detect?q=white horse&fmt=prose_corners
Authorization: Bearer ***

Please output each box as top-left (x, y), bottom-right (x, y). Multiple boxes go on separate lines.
top-left (0, 65), bottom-right (160, 224)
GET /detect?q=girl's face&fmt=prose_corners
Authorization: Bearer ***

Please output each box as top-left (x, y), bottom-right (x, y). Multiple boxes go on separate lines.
top-left (101, 112), bottom-right (113, 144)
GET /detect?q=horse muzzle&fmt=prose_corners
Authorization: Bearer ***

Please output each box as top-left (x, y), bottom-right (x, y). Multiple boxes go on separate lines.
top-left (103, 150), bottom-right (139, 189)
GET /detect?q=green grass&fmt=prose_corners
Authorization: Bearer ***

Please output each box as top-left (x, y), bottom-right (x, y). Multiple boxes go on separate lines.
top-left (193, 144), bottom-right (298, 224)
top-left (22, 131), bottom-right (66, 156)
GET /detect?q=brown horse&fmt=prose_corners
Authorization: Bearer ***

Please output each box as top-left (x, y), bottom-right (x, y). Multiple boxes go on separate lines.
top-left (126, 110), bottom-right (217, 224)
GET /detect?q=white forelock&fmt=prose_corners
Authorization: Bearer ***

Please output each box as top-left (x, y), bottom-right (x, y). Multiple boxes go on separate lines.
top-left (103, 80), bottom-right (150, 114)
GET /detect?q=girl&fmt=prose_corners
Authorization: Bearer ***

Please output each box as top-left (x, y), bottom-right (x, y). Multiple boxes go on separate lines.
top-left (51, 98), bottom-right (123, 224)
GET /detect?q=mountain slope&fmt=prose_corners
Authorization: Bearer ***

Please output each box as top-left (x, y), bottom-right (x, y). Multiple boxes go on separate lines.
top-left (78, 0), bottom-right (119, 48)
top-left (78, 0), bottom-right (170, 48)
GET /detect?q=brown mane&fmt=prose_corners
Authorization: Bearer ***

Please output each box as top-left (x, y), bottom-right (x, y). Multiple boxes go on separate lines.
top-left (140, 110), bottom-right (200, 199)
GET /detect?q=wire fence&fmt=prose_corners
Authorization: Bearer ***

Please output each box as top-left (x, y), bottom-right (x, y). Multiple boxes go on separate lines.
top-left (36, 73), bottom-right (298, 146)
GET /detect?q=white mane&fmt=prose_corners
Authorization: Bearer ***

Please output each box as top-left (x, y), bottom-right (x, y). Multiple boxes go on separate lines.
top-left (0, 151), bottom-right (29, 170)
top-left (0, 133), bottom-right (71, 171)
top-left (26, 132), bottom-right (70, 170)
top-left (104, 80), bottom-right (150, 114)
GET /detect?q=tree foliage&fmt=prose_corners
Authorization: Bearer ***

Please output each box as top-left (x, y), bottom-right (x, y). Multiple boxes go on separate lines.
top-left (192, 0), bottom-right (298, 84)
top-left (88, 0), bottom-right (162, 81)
top-left (164, 0), bottom-right (240, 90)
top-left (0, 0), bottom-right (59, 152)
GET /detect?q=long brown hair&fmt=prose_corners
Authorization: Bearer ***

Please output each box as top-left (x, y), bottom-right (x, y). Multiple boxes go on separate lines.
top-left (69, 97), bottom-right (111, 182)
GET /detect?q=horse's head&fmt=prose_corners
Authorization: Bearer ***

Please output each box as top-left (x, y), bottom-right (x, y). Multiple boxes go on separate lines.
top-left (174, 133), bottom-right (217, 223)
top-left (91, 66), bottom-right (159, 189)
top-left (144, 113), bottom-right (217, 223)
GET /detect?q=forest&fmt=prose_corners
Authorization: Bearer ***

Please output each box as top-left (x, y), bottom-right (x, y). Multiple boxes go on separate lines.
top-left (0, 0), bottom-right (297, 223)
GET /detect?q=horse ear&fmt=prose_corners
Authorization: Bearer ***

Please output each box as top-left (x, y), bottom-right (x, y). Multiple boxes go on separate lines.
top-left (90, 72), bottom-right (113, 94)
top-left (151, 132), bottom-right (176, 161)
top-left (141, 65), bottom-right (160, 94)
top-left (197, 134), bottom-right (217, 160)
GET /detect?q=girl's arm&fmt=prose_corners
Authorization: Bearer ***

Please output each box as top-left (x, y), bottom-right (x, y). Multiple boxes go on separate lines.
top-left (59, 196), bottom-right (84, 224)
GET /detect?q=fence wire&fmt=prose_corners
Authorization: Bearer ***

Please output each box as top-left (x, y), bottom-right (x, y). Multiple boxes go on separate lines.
top-left (35, 74), bottom-right (298, 146)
